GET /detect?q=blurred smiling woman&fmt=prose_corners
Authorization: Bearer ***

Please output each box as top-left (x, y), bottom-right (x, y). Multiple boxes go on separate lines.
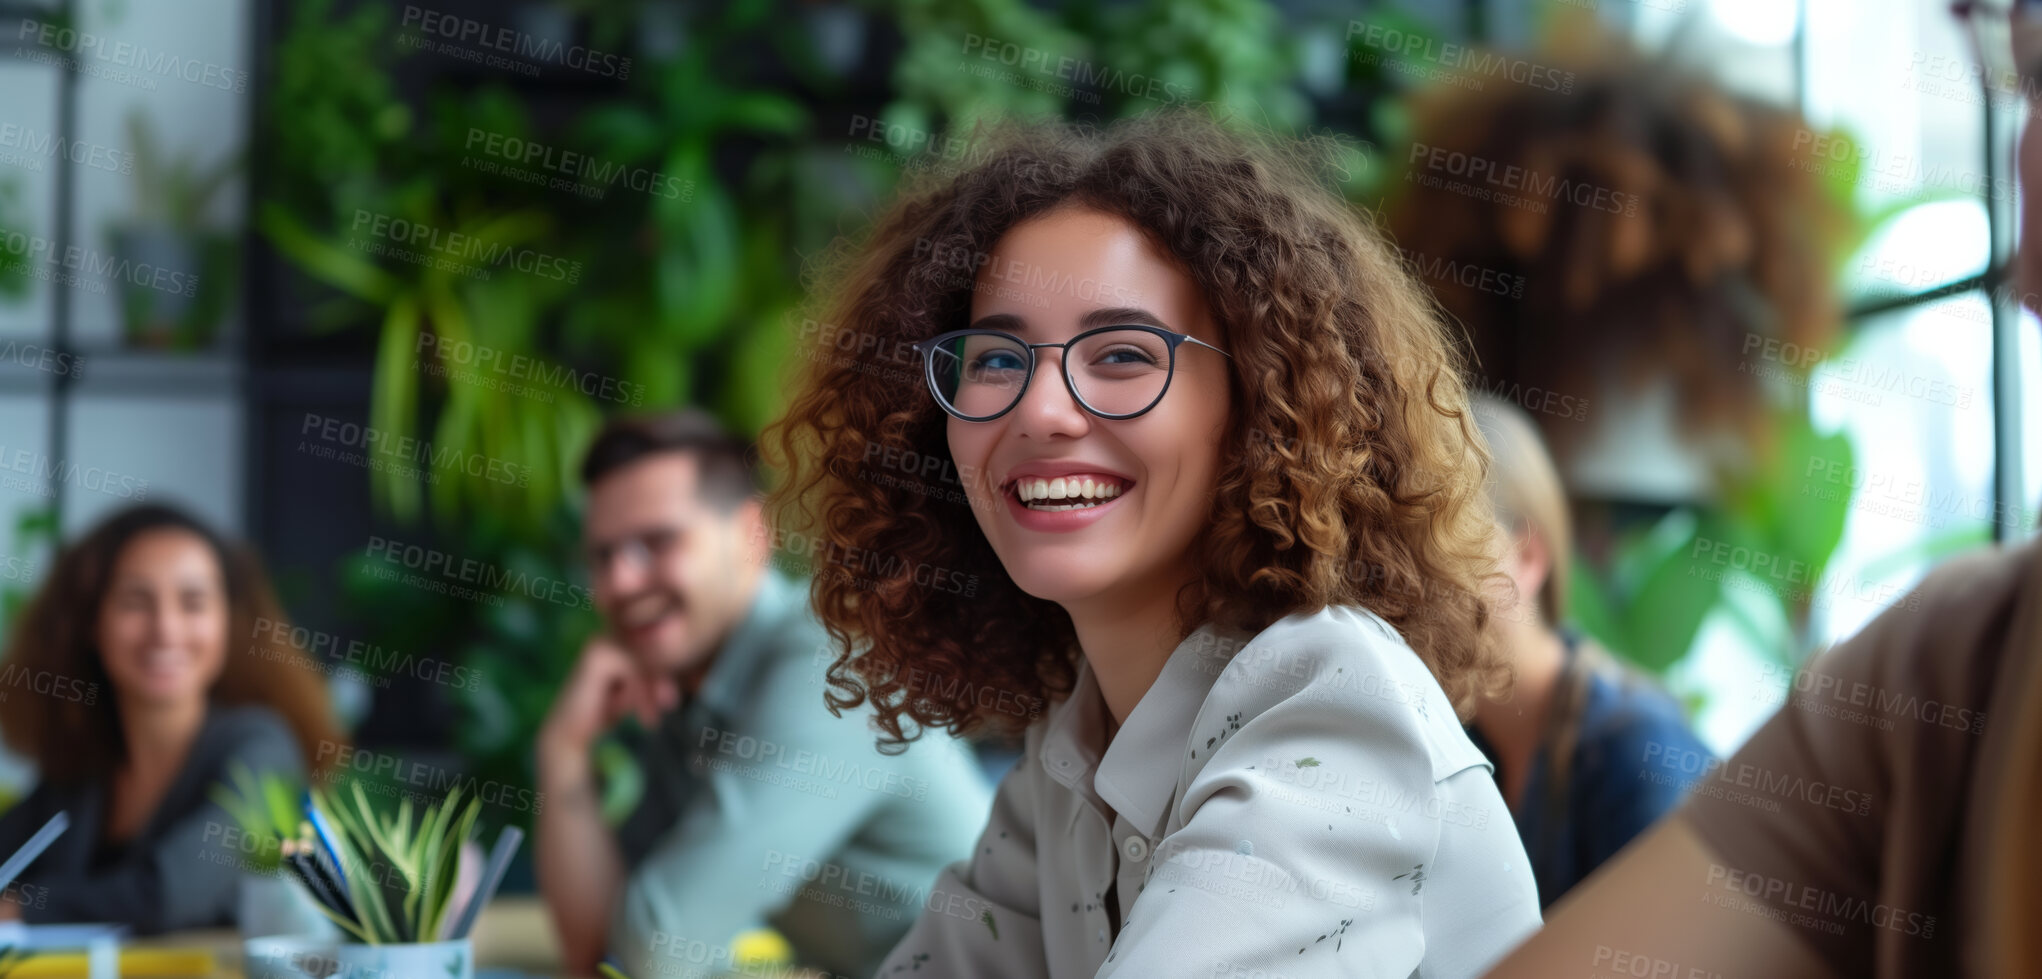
top-left (0, 504), bottom-right (340, 933)
top-left (765, 113), bottom-right (1540, 977)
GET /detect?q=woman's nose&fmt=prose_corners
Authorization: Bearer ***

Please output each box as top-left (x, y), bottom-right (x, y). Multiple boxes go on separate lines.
top-left (1007, 347), bottom-right (1091, 438)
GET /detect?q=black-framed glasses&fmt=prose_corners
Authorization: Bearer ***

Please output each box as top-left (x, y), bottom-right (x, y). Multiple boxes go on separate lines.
top-left (910, 325), bottom-right (1231, 422)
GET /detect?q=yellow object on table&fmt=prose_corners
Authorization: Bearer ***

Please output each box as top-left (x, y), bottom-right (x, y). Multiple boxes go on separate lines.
top-left (729, 927), bottom-right (794, 969)
top-left (7, 947), bottom-right (215, 977)
top-left (597, 927), bottom-right (798, 979)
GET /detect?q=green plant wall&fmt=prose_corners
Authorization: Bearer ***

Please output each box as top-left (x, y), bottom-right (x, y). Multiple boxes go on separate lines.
top-left (258, 0), bottom-right (1319, 805)
top-left (254, 0), bottom-right (1880, 797)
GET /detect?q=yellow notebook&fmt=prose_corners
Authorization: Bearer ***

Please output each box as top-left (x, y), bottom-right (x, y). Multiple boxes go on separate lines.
top-left (8, 948), bottom-right (216, 977)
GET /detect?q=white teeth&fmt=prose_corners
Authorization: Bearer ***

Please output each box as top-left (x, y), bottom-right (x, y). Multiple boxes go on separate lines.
top-left (1013, 476), bottom-right (1130, 510)
top-left (1012, 475), bottom-right (1129, 506)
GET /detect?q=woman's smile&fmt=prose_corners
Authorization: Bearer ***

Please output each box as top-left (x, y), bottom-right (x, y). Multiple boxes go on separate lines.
top-left (1008, 472), bottom-right (1132, 510)
top-left (994, 466), bottom-right (1138, 533)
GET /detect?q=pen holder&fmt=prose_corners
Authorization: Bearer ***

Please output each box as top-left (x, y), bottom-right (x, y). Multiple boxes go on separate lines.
top-left (243, 934), bottom-right (474, 979)
top-left (239, 871), bottom-right (343, 941)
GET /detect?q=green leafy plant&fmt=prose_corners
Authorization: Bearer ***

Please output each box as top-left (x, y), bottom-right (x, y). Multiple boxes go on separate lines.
top-left (1570, 407), bottom-right (1858, 700)
top-left (125, 109), bottom-right (239, 229)
top-left (331, 507), bottom-right (599, 811)
top-left (0, 505), bottom-right (58, 632)
top-left (255, 0), bottom-right (844, 812)
top-left (110, 109), bottom-right (238, 350)
top-left (0, 178), bottom-right (29, 304)
top-left (207, 763), bottom-right (305, 874)
top-left (211, 764), bottom-right (483, 945)
top-left (307, 783), bottom-right (480, 945)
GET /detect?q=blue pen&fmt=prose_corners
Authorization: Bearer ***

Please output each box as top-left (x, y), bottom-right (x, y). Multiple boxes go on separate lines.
top-left (0, 811), bottom-right (68, 892)
top-left (301, 791), bottom-right (351, 891)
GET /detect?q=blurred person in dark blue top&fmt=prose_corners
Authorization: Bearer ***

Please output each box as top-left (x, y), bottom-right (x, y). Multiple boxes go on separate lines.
top-left (1465, 394), bottom-right (1713, 908)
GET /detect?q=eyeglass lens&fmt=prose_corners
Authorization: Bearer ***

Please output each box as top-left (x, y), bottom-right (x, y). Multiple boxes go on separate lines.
top-left (925, 328), bottom-right (1175, 418)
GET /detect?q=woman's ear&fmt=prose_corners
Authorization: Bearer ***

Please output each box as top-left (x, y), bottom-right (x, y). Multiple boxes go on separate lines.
top-left (1504, 527), bottom-right (1553, 616)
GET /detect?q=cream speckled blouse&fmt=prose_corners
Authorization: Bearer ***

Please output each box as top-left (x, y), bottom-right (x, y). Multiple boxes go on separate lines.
top-left (875, 605), bottom-right (1541, 978)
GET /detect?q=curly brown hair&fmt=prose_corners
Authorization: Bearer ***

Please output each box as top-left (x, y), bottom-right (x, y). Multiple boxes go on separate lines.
top-left (762, 112), bottom-right (1506, 751)
top-left (1384, 32), bottom-right (1849, 465)
top-left (0, 504), bottom-right (344, 780)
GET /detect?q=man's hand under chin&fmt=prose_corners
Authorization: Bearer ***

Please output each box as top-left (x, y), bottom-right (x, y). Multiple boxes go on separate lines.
top-left (541, 635), bottom-right (673, 767)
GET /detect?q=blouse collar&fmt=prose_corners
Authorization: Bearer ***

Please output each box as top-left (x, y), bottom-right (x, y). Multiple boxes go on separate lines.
top-left (1038, 620), bottom-right (1254, 840)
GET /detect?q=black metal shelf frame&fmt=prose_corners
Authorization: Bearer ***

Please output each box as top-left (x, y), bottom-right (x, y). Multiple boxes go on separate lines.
top-left (0, 0), bottom-right (255, 529)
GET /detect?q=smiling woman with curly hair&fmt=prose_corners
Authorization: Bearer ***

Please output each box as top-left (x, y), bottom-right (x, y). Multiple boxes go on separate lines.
top-left (761, 111), bottom-right (1540, 977)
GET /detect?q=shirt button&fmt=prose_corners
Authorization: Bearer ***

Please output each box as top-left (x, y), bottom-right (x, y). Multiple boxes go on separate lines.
top-left (1121, 836), bottom-right (1149, 862)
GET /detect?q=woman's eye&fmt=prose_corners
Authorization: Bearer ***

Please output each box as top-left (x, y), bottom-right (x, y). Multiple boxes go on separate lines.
top-left (1096, 347), bottom-right (1159, 366)
top-left (974, 352), bottom-right (1026, 372)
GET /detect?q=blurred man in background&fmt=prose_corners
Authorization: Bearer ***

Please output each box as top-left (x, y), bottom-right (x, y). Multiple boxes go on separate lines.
top-left (536, 410), bottom-right (990, 979)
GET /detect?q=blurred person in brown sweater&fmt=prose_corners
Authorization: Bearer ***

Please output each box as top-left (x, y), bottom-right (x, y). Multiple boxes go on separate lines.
top-left (1485, 6), bottom-right (2042, 977)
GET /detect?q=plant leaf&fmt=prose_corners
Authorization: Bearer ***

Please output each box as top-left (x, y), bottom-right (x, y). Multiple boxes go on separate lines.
top-left (256, 201), bottom-right (399, 303)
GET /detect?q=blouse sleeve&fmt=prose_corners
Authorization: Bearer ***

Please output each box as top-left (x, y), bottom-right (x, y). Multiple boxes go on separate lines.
top-left (872, 726), bottom-right (1050, 977)
top-left (1096, 615), bottom-right (1453, 978)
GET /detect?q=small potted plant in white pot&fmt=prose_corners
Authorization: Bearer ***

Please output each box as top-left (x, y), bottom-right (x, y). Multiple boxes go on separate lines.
top-left (243, 781), bottom-right (517, 979)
